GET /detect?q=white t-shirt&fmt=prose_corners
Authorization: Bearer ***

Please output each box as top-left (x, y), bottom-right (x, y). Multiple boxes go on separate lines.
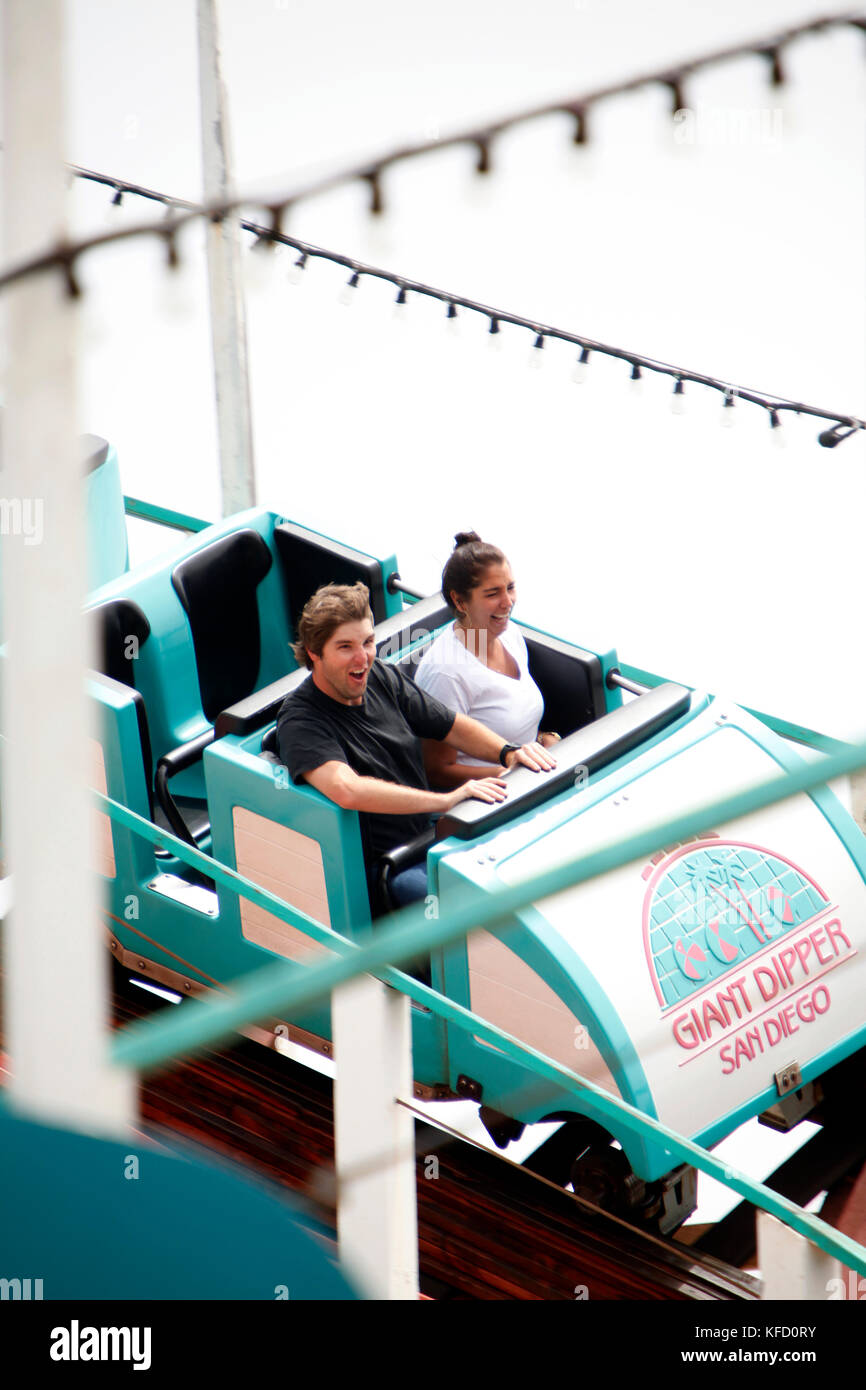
top-left (415, 621), bottom-right (544, 763)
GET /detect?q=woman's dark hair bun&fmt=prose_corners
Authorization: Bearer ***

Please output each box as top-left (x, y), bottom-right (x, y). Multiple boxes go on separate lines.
top-left (442, 532), bottom-right (507, 614)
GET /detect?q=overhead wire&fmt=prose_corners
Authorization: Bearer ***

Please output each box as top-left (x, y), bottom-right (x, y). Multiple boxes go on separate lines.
top-left (2, 11), bottom-right (863, 445)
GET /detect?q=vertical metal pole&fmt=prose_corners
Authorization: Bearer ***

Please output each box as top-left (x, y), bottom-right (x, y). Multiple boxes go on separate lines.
top-left (197, 0), bottom-right (257, 515)
top-left (1, 0), bottom-right (133, 1132)
top-left (332, 976), bottom-right (420, 1299)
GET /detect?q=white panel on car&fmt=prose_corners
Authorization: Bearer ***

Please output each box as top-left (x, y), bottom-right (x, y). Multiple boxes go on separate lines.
top-left (486, 709), bottom-right (866, 1139)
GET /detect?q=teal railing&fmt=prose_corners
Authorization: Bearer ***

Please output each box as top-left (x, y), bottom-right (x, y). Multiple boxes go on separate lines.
top-left (620, 662), bottom-right (847, 754)
top-left (123, 495), bottom-right (212, 534)
top-left (100, 728), bottom-right (866, 1277)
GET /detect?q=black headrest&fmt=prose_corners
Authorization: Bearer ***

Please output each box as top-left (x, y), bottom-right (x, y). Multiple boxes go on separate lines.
top-left (93, 599), bottom-right (151, 687)
top-left (172, 529), bottom-right (273, 722)
top-left (524, 631), bottom-right (606, 736)
top-left (274, 522), bottom-right (388, 626)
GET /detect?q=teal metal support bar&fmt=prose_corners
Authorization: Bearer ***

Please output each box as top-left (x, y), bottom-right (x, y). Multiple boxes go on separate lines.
top-left (619, 662), bottom-right (847, 753)
top-left (102, 734), bottom-right (866, 1274)
top-left (387, 977), bottom-right (866, 1275)
top-left (102, 797), bottom-right (866, 1275)
top-left (108, 726), bottom-right (866, 1073)
top-left (123, 495), bottom-right (212, 534)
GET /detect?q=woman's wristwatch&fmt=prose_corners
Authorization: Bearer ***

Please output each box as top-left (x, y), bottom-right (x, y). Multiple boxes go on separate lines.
top-left (498, 743), bottom-right (520, 766)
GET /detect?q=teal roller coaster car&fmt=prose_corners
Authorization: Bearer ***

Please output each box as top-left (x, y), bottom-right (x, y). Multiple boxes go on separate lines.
top-left (77, 443), bottom-right (866, 1234)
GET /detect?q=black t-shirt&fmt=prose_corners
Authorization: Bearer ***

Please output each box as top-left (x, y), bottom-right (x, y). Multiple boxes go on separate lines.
top-left (276, 661), bottom-right (456, 864)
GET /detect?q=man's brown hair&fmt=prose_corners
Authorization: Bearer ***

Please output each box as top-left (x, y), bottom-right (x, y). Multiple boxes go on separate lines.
top-left (291, 581), bottom-right (374, 668)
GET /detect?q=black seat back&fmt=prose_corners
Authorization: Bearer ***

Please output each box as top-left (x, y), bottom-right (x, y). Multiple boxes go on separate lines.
top-left (91, 599), bottom-right (154, 789)
top-left (95, 597), bottom-right (151, 688)
top-left (525, 632), bottom-right (606, 737)
top-left (172, 529), bottom-right (273, 723)
top-left (274, 522), bottom-right (389, 627)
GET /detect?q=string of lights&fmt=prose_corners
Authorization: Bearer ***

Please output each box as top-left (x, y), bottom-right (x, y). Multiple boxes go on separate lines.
top-left (78, 11), bottom-right (866, 220)
top-left (1, 165), bottom-right (861, 449)
top-left (236, 226), bottom-right (865, 448)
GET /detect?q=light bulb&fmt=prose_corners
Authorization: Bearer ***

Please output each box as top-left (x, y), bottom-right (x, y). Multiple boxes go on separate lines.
top-left (528, 334), bottom-right (545, 369)
top-left (572, 347), bottom-right (590, 384)
top-left (628, 362), bottom-right (643, 395)
top-left (243, 240), bottom-right (275, 294)
top-left (671, 379), bottom-right (686, 415)
top-left (338, 271), bottom-right (360, 307)
top-left (287, 254), bottom-right (307, 286)
top-left (104, 189), bottom-right (124, 225)
top-left (488, 319), bottom-right (503, 352)
top-left (720, 393), bottom-right (737, 428)
top-left (78, 296), bottom-right (109, 348)
top-left (158, 266), bottom-right (195, 321)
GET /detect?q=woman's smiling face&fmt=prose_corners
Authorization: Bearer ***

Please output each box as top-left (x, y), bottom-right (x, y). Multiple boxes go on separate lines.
top-left (453, 560), bottom-right (516, 637)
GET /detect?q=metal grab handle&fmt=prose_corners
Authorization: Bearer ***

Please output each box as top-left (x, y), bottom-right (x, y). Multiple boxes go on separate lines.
top-left (606, 668), bottom-right (650, 697)
top-left (154, 729), bottom-right (215, 847)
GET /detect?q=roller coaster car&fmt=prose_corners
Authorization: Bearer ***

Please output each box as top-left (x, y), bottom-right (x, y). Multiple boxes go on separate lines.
top-left (82, 496), bottom-right (866, 1236)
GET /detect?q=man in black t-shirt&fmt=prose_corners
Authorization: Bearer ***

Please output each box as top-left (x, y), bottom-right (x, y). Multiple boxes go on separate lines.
top-left (276, 581), bottom-right (555, 909)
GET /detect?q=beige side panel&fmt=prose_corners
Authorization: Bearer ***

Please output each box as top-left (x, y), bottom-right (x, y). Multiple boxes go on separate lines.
top-left (90, 740), bottom-right (116, 879)
top-left (468, 930), bottom-right (619, 1096)
top-left (233, 807), bottom-right (331, 964)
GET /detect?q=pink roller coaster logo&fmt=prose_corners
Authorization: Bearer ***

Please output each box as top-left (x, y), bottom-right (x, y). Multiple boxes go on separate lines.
top-left (640, 838), bottom-right (856, 1075)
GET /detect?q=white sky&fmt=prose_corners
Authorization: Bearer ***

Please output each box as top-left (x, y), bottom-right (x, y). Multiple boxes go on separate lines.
top-left (46, 0), bottom-right (866, 741)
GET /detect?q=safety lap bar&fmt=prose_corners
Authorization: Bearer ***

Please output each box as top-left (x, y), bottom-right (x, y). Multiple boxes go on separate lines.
top-left (367, 591), bottom-right (451, 658)
top-left (375, 827), bottom-right (436, 915)
top-left (436, 681), bottom-right (692, 841)
top-left (214, 591), bottom-right (452, 738)
top-left (154, 730), bottom-right (214, 847)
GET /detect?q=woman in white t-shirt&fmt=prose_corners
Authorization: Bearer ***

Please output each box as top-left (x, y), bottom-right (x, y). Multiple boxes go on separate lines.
top-left (415, 532), bottom-right (560, 788)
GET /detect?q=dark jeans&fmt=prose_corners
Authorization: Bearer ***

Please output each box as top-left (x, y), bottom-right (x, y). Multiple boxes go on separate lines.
top-left (368, 858), bottom-right (431, 984)
top-left (388, 860), bottom-right (429, 907)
